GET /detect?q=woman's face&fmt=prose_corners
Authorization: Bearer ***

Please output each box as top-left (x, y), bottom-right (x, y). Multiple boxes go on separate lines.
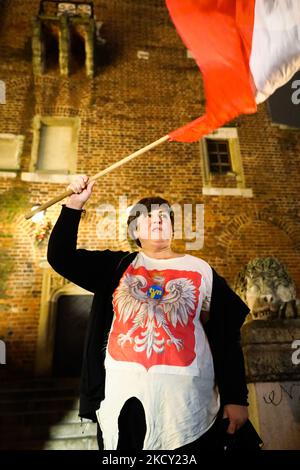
top-left (135, 208), bottom-right (173, 247)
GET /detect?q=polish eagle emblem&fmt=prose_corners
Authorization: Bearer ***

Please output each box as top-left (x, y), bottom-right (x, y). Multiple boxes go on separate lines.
top-left (113, 273), bottom-right (197, 359)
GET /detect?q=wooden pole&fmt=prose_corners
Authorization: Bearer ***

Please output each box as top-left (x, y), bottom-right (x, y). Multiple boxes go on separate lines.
top-left (24, 135), bottom-right (169, 220)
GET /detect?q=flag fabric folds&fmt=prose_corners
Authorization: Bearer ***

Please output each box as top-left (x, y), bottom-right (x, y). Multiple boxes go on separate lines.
top-left (166, 0), bottom-right (300, 142)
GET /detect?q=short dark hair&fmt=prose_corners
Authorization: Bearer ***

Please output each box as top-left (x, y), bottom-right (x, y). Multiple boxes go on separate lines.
top-left (127, 197), bottom-right (174, 247)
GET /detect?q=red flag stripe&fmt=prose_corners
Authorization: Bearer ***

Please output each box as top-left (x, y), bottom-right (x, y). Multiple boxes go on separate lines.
top-left (166, 0), bottom-right (257, 142)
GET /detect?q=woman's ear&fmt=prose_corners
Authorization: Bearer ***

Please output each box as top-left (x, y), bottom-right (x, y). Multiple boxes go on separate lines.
top-left (133, 229), bottom-right (139, 240)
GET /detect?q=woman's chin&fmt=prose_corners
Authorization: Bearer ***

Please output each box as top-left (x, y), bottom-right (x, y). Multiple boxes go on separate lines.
top-left (141, 238), bottom-right (171, 248)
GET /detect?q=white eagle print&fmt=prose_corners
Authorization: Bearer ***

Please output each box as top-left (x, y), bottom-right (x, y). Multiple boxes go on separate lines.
top-left (113, 273), bottom-right (197, 358)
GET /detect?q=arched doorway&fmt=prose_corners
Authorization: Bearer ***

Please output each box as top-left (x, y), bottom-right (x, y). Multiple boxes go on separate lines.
top-left (52, 293), bottom-right (93, 377)
top-left (35, 267), bottom-right (93, 377)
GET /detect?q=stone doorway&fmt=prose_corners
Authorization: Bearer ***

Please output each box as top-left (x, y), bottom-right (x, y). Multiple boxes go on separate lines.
top-left (35, 265), bottom-right (93, 377)
top-left (52, 294), bottom-right (93, 377)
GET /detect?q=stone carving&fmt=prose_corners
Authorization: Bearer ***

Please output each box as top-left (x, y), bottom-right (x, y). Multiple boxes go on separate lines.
top-left (234, 257), bottom-right (298, 321)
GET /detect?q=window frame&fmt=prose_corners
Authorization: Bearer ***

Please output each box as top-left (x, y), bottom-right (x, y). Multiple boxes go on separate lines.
top-left (201, 127), bottom-right (246, 189)
top-left (0, 133), bottom-right (24, 171)
top-left (30, 115), bottom-right (80, 174)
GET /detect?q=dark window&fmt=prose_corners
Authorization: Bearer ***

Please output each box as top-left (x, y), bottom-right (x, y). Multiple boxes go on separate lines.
top-left (42, 22), bottom-right (59, 71)
top-left (206, 139), bottom-right (232, 174)
top-left (70, 25), bottom-right (86, 73)
top-left (35, 1), bottom-right (94, 76)
top-left (268, 70), bottom-right (300, 129)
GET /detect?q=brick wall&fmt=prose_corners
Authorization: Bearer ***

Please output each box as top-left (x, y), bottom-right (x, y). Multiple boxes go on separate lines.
top-left (0, 0), bottom-right (300, 377)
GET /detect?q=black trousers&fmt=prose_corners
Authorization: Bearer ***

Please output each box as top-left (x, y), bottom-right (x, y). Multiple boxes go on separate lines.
top-left (96, 397), bottom-right (225, 451)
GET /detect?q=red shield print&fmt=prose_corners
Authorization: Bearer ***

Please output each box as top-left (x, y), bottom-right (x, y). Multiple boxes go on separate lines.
top-left (108, 265), bottom-right (202, 371)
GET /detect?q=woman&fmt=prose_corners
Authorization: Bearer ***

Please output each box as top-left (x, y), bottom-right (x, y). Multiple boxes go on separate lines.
top-left (47, 175), bottom-right (249, 451)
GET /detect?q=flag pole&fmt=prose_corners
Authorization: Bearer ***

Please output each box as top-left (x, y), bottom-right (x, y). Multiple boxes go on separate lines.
top-left (24, 134), bottom-right (169, 220)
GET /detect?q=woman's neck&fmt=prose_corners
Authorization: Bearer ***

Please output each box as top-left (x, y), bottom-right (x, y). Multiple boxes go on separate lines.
top-left (140, 246), bottom-right (184, 259)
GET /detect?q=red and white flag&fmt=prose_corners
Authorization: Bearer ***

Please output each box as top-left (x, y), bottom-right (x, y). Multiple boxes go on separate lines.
top-left (166, 0), bottom-right (300, 142)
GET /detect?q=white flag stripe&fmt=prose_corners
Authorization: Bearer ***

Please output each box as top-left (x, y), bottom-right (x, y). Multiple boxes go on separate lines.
top-left (250, 0), bottom-right (300, 104)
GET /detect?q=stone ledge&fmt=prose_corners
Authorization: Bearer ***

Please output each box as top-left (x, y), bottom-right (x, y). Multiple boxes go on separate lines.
top-left (202, 187), bottom-right (253, 197)
top-left (21, 172), bottom-right (73, 184)
top-left (242, 319), bottom-right (300, 382)
top-left (0, 171), bottom-right (17, 178)
top-left (242, 319), bottom-right (300, 344)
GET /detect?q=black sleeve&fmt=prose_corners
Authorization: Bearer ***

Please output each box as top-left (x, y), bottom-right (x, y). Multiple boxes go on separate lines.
top-left (205, 271), bottom-right (250, 406)
top-left (47, 205), bottom-right (127, 293)
top-left (220, 280), bottom-right (249, 406)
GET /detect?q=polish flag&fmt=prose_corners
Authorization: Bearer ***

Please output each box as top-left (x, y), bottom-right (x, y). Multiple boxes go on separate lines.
top-left (166, 0), bottom-right (300, 142)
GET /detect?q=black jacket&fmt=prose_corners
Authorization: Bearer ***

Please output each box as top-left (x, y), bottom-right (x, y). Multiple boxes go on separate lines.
top-left (47, 206), bottom-right (250, 422)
